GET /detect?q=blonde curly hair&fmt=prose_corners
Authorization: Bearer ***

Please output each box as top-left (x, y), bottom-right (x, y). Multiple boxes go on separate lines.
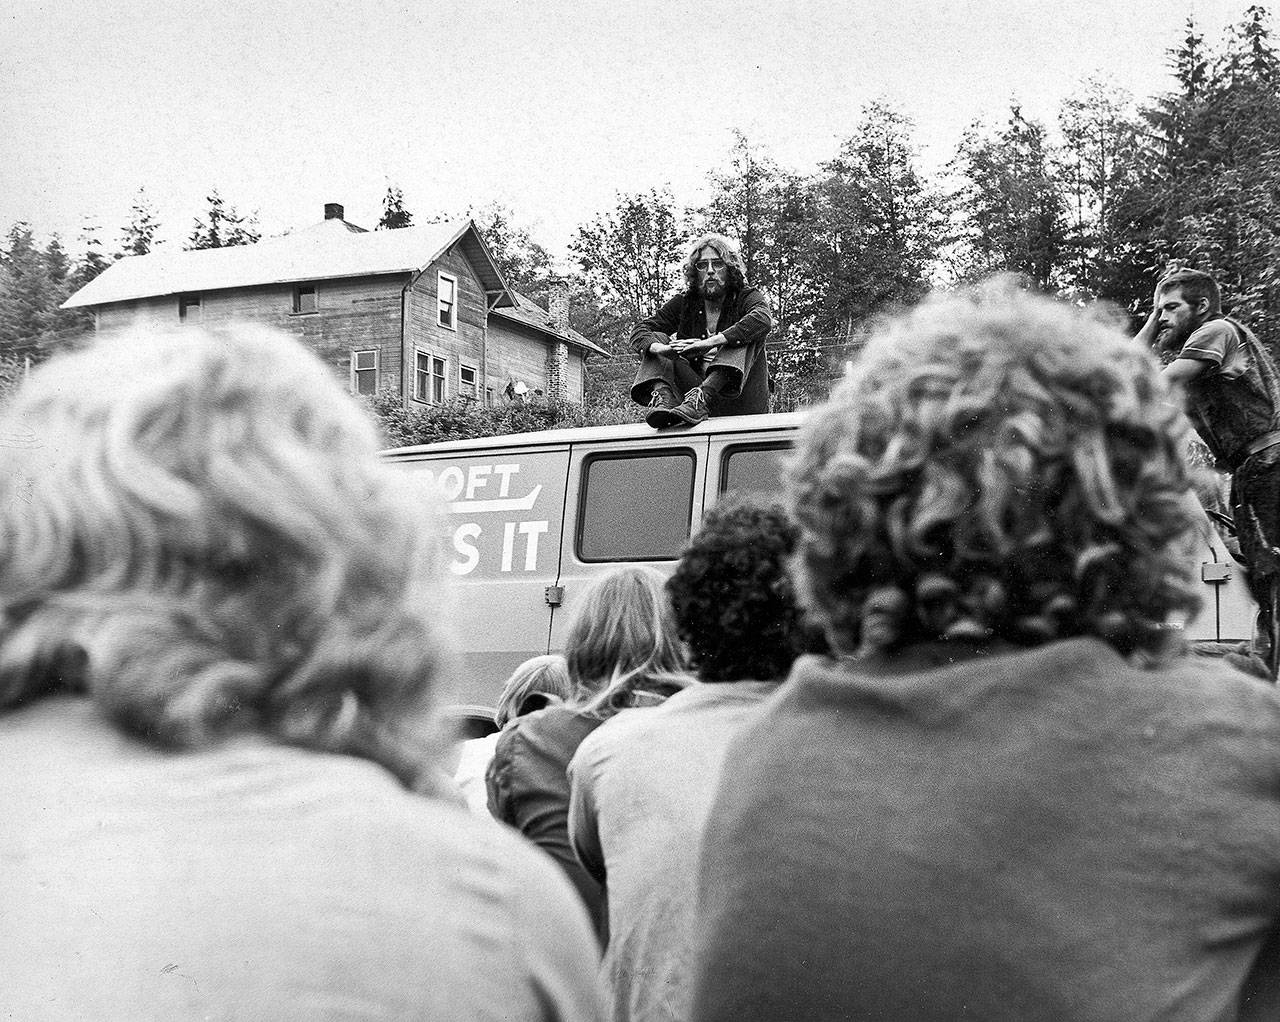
top-left (0, 324), bottom-right (453, 786)
top-left (787, 281), bottom-right (1201, 659)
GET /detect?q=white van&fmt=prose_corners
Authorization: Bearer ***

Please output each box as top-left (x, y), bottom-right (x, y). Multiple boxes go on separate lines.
top-left (384, 412), bottom-right (1255, 706)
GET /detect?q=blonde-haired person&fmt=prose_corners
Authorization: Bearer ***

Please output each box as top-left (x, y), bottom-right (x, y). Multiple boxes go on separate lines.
top-left (687, 283), bottom-right (1280, 1022)
top-left (487, 566), bottom-right (687, 941)
top-left (453, 654), bottom-right (573, 814)
top-left (0, 325), bottom-right (603, 1022)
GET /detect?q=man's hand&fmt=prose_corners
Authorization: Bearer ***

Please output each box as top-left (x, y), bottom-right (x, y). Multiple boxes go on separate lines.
top-left (671, 334), bottom-right (724, 356)
top-left (649, 340), bottom-right (674, 356)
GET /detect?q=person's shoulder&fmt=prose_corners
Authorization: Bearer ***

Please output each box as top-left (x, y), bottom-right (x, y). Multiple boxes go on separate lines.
top-left (1182, 317), bottom-right (1236, 359)
top-left (571, 703), bottom-right (658, 765)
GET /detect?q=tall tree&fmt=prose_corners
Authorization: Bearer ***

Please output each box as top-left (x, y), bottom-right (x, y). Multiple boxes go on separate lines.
top-left (469, 201), bottom-right (553, 297)
top-left (1056, 77), bottom-right (1144, 301)
top-left (72, 217), bottom-right (114, 291)
top-left (187, 189), bottom-right (260, 250)
top-left (121, 188), bottom-right (160, 257)
top-left (801, 101), bottom-right (944, 338)
top-left (570, 189), bottom-right (685, 325)
top-left (696, 131), bottom-right (777, 284)
top-left (377, 185), bottom-right (414, 230)
top-left (952, 105), bottom-right (1067, 289)
top-left (0, 224), bottom-right (61, 358)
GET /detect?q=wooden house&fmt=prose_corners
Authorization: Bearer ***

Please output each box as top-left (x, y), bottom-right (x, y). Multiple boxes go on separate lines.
top-left (61, 204), bottom-right (606, 407)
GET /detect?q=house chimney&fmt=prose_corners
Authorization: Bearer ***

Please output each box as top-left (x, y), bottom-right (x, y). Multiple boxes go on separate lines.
top-left (548, 279), bottom-right (570, 331)
top-left (324, 203), bottom-right (345, 221)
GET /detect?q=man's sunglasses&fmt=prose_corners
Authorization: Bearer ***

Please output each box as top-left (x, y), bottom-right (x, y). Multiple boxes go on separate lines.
top-left (695, 258), bottom-right (726, 272)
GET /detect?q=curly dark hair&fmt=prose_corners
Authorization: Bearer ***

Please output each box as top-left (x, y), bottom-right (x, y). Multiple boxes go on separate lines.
top-left (666, 497), bottom-right (807, 682)
top-left (787, 281), bottom-right (1202, 660)
top-left (682, 233), bottom-right (747, 296)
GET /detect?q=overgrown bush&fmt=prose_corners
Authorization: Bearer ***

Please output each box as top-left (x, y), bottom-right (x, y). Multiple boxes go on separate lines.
top-left (367, 391), bottom-right (642, 449)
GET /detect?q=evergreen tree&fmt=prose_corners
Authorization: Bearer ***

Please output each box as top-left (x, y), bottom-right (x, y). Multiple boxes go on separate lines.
top-left (72, 217), bottom-right (114, 290)
top-left (800, 101), bottom-right (943, 338)
top-left (1172, 16), bottom-right (1209, 98)
top-left (1056, 77), bottom-right (1144, 302)
top-left (951, 105), bottom-right (1067, 289)
top-left (0, 224), bottom-right (59, 358)
top-left (187, 189), bottom-right (261, 249)
top-left (121, 188), bottom-right (160, 257)
top-left (378, 185), bottom-right (414, 230)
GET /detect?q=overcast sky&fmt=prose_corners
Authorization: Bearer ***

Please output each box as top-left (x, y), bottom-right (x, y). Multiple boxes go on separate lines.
top-left (0, 0), bottom-right (1255, 265)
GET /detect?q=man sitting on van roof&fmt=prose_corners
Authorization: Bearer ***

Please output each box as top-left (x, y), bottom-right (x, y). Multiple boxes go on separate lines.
top-left (631, 233), bottom-right (773, 428)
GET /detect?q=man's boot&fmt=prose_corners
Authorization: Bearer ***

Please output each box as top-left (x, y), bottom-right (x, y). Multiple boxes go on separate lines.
top-left (644, 385), bottom-right (680, 428)
top-left (667, 386), bottom-right (711, 427)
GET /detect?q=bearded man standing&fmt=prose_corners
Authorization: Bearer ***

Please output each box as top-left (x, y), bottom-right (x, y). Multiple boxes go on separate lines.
top-left (631, 233), bottom-right (773, 427)
top-left (1138, 267), bottom-right (1280, 677)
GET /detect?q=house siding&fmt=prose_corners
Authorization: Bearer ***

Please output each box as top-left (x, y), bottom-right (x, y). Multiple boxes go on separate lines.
top-left (94, 276), bottom-right (407, 397)
top-left (487, 318), bottom-right (588, 403)
top-left (406, 248), bottom-right (488, 406)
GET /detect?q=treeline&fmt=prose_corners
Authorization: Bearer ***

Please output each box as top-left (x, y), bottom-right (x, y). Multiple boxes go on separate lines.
top-left (3, 7), bottom-right (1279, 411)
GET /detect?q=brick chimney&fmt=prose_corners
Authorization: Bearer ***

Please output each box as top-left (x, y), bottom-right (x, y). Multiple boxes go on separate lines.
top-left (324, 202), bottom-right (345, 221)
top-left (547, 279), bottom-right (570, 332)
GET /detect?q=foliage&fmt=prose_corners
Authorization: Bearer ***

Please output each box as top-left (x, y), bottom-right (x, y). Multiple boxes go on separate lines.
top-left (366, 392), bottom-right (640, 449)
top-left (470, 201), bottom-right (554, 299)
top-left (122, 188), bottom-right (160, 257)
top-left (951, 106), bottom-right (1067, 290)
top-left (187, 189), bottom-right (261, 249)
top-left (377, 185), bottom-right (414, 230)
top-left (0, 351), bottom-right (22, 405)
top-left (0, 223), bottom-right (84, 358)
top-left (571, 188), bottom-right (685, 324)
top-left (1056, 77), bottom-right (1146, 304)
top-left (801, 101), bottom-right (944, 337)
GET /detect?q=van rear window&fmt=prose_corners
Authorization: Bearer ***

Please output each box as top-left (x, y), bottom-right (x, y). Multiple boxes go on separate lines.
top-left (721, 442), bottom-right (793, 497)
top-left (578, 451), bottom-right (695, 561)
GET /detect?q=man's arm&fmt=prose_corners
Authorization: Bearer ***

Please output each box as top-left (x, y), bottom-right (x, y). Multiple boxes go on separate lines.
top-left (1162, 357), bottom-right (1211, 386)
top-left (719, 288), bottom-right (774, 348)
top-left (630, 294), bottom-right (686, 357)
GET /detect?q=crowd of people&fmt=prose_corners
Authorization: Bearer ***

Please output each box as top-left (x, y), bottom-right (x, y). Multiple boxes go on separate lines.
top-left (3, 261), bottom-right (1280, 1020)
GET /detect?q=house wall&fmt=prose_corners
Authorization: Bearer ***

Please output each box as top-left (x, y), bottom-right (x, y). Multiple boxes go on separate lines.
top-left (485, 318), bottom-right (589, 403)
top-left (94, 275), bottom-right (407, 397)
top-left (406, 247), bottom-right (488, 407)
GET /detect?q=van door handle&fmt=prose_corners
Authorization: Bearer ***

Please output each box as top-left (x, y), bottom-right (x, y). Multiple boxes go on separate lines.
top-left (545, 585), bottom-right (564, 607)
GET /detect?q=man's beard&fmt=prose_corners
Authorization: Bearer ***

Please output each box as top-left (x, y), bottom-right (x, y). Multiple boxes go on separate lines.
top-left (700, 277), bottom-right (725, 300)
top-left (1156, 321), bottom-right (1192, 354)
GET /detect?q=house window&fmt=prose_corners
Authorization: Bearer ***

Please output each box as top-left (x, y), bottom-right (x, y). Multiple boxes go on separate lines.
top-left (437, 272), bottom-right (457, 330)
top-left (485, 386), bottom-right (494, 407)
top-left (459, 364), bottom-right (478, 401)
top-left (178, 294), bottom-right (201, 323)
top-left (292, 284), bottom-right (318, 314)
top-left (415, 349), bottom-right (447, 404)
top-left (351, 349), bottom-right (378, 396)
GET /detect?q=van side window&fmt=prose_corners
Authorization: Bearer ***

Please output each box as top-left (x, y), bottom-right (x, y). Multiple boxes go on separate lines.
top-left (721, 442), bottom-right (794, 497)
top-left (578, 451), bottom-right (695, 561)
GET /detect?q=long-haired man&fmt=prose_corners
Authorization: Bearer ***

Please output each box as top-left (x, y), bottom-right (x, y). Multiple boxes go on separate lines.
top-left (630, 232), bottom-right (773, 427)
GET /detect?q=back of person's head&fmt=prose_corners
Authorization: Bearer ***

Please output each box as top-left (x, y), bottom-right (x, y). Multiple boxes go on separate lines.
top-left (667, 497), bottom-right (806, 682)
top-left (787, 281), bottom-right (1200, 659)
top-left (564, 565), bottom-right (685, 712)
top-left (1157, 268), bottom-right (1222, 316)
top-left (494, 654), bottom-right (572, 728)
top-left (0, 324), bottom-right (451, 786)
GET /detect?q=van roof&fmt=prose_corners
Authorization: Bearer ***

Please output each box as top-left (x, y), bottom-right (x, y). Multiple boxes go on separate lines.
top-left (380, 410), bottom-right (810, 459)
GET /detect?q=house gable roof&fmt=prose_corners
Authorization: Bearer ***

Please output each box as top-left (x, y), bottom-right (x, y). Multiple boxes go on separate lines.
top-left (491, 290), bottom-right (609, 357)
top-left (62, 218), bottom-right (515, 310)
